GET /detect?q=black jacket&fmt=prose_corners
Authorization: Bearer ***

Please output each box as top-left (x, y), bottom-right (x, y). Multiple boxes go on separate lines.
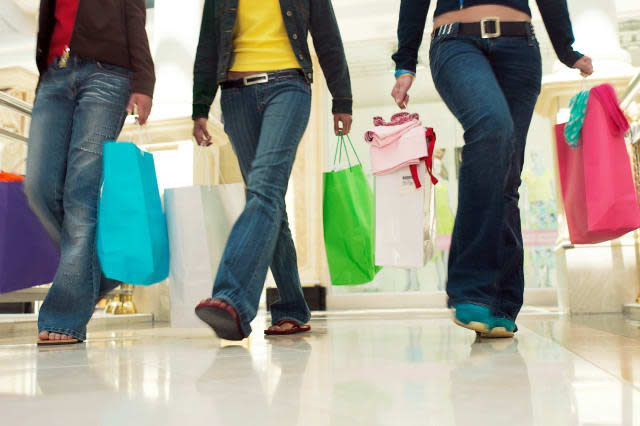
top-left (37, 0), bottom-right (155, 97)
top-left (393, 0), bottom-right (583, 72)
top-left (193, 0), bottom-right (352, 119)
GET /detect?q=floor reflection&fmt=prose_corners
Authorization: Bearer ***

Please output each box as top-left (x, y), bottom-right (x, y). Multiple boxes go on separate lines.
top-left (196, 338), bottom-right (312, 426)
top-left (451, 338), bottom-right (534, 426)
top-left (0, 313), bottom-right (639, 425)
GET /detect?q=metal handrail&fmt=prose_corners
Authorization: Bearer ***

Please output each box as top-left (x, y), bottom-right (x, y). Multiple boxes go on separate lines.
top-left (0, 91), bottom-right (32, 117)
top-left (0, 128), bottom-right (28, 144)
top-left (621, 70), bottom-right (640, 112)
top-left (0, 91), bottom-right (31, 144)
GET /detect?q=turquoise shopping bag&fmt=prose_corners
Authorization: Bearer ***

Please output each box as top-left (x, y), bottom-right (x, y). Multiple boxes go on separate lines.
top-left (97, 141), bottom-right (169, 285)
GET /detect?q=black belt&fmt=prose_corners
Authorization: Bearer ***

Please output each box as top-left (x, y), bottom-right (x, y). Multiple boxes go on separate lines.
top-left (434, 19), bottom-right (534, 39)
top-left (221, 69), bottom-right (304, 89)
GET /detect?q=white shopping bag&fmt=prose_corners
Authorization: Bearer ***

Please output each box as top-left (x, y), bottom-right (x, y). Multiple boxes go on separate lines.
top-left (374, 161), bottom-right (436, 268)
top-left (165, 147), bottom-right (245, 327)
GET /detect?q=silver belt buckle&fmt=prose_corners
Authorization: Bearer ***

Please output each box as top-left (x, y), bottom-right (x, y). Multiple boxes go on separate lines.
top-left (243, 73), bottom-right (269, 86)
top-left (481, 17), bottom-right (501, 39)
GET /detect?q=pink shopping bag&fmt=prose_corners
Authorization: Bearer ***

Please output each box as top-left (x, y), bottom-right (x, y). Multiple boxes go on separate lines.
top-left (555, 84), bottom-right (640, 244)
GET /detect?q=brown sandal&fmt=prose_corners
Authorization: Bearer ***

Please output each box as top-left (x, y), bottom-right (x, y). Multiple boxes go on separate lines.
top-left (264, 320), bottom-right (311, 336)
top-left (37, 332), bottom-right (82, 346)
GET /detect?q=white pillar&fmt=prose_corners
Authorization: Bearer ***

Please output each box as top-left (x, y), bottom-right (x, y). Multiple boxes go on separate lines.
top-left (0, 1), bottom-right (38, 71)
top-left (551, 0), bottom-right (633, 78)
top-left (150, 0), bottom-right (205, 118)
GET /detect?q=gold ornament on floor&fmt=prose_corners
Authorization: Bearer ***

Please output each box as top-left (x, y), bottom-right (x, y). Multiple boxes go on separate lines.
top-left (105, 294), bottom-right (122, 314)
top-left (120, 284), bottom-right (137, 314)
top-left (103, 284), bottom-right (137, 315)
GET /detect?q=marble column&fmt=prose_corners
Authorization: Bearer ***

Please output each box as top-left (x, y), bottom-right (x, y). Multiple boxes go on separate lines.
top-left (150, 0), bottom-right (206, 118)
top-left (550, 0), bottom-right (633, 78)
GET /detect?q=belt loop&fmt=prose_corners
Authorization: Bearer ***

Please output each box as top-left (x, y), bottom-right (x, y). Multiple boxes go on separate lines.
top-left (433, 22), bottom-right (459, 40)
top-left (525, 23), bottom-right (534, 47)
top-left (452, 22), bottom-right (459, 38)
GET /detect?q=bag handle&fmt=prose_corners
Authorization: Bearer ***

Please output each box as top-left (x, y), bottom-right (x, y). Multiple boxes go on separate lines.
top-left (564, 76), bottom-right (591, 148)
top-left (332, 132), bottom-right (362, 171)
top-left (132, 122), bottom-right (152, 152)
top-left (195, 144), bottom-right (228, 190)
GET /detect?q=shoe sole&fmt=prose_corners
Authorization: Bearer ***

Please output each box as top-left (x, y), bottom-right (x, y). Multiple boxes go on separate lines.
top-left (481, 327), bottom-right (515, 339)
top-left (37, 339), bottom-right (81, 346)
top-left (454, 319), bottom-right (490, 334)
top-left (195, 305), bottom-right (245, 341)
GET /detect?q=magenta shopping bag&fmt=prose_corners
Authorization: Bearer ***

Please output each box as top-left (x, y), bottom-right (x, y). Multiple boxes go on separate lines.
top-left (0, 180), bottom-right (59, 294)
top-left (555, 84), bottom-right (640, 244)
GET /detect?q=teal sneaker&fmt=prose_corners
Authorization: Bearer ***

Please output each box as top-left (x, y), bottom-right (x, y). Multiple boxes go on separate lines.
top-left (452, 304), bottom-right (492, 334)
top-left (482, 317), bottom-right (517, 338)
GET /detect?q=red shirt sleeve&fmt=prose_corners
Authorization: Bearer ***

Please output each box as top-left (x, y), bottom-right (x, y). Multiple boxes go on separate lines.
top-left (47, 0), bottom-right (80, 65)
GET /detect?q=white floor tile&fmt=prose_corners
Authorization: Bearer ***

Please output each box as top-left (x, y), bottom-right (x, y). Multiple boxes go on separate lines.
top-left (1, 313), bottom-right (638, 425)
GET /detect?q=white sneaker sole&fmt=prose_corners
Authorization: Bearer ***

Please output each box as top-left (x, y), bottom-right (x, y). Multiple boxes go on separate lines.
top-left (453, 318), bottom-right (515, 338)
top-left (481, 327), bottom-right (515, 339)
top-left (454, 319), bottom-right (490, 334)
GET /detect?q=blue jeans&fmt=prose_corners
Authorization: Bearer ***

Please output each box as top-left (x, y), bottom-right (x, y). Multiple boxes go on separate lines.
top-left (429, 26), bottom-right (542, 321)
top-left (213, 75), bottom-right (312, 335)
top-left (25, 58), bottom-right (131, 340)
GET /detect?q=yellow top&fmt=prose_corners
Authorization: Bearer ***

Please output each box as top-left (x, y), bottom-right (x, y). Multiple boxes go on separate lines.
top-left (230, 0), bottom-right (301, 72)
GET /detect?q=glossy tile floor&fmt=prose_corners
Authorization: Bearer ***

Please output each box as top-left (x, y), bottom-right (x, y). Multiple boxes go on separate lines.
top-left (1, 310), bottom-right (640, 426)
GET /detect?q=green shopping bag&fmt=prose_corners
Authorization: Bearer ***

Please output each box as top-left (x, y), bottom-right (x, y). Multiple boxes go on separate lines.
top-left (323, 134), bottom-right (381, 285)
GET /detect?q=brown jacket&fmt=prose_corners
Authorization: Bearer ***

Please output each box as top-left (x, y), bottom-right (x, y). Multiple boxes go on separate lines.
top-left (36, 0), bottom-right (155, 97)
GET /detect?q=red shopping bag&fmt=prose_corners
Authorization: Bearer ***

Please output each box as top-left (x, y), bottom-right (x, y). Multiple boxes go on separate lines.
top-left (555, 84), bottom-right (640, 244)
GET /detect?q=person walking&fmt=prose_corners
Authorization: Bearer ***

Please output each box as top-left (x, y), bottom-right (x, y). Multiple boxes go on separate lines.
top-left (192, 0), bottom-right (352, 340)
top-left (391, 0), bottom-right (593, 337)
top-left (26, 0), bottom-right (155, 345)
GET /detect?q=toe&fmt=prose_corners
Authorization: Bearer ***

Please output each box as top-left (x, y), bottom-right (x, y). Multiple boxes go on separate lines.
top-left (38, 331), bottom-right (50, 340)
top-left (280, 323), bottom-right (295, 332)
